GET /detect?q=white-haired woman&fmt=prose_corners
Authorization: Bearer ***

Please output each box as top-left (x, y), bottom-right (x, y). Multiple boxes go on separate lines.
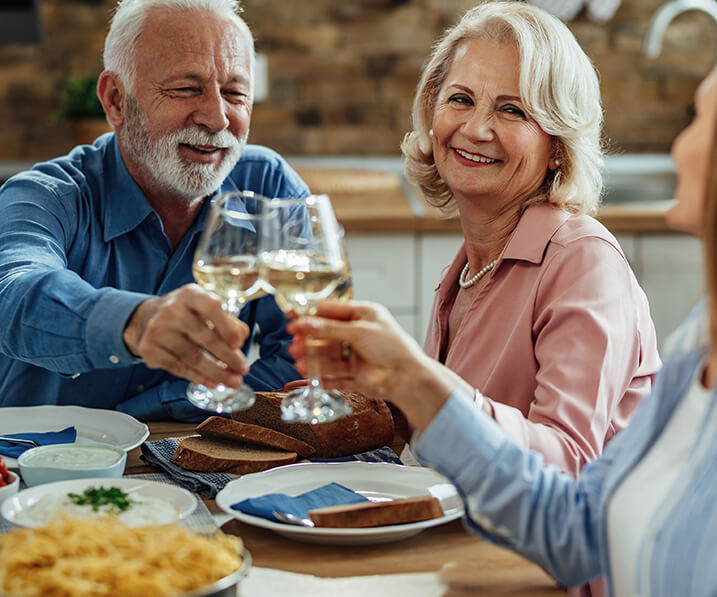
top-left (288, 61), bottom-right (717, 597)
top-left (400, 1), bottom-right (660, 477)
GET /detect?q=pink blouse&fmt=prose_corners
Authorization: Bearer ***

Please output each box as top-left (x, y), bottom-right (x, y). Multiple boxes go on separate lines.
top-left (424, 203), bottom-right (661, 476)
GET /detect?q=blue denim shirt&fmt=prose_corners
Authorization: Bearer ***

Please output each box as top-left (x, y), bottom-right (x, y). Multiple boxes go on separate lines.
top-left (415, 302), bottom-right (717, 596)
top-left (0, 134), bottom-right (309, 422)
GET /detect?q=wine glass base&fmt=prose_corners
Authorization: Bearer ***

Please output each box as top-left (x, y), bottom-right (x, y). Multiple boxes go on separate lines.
top-left (280, 386), bottom-right (354, 424)
top-left (186, 383), bottom-right (256, 414)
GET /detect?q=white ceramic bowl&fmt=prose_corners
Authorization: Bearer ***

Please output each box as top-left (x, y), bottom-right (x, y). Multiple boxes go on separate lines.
top-left (18, 443), bottom-right (126, 487)
top-left (0, 471), bottom-right (20, 506)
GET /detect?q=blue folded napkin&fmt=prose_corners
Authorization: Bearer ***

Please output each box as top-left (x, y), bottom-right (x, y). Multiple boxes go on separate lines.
top-left (231, 482), bottom-right (369, 522)
top-left (0, 426), bottom-right (77, 458)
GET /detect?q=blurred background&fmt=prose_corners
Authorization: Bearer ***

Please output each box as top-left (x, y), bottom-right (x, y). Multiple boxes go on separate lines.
top-left (0, 0), bottom-right (714, 158)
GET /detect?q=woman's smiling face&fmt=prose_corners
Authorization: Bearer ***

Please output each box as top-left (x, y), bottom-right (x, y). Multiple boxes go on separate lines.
top-left (667, 67), bottom-right (717, 236)
top-left (431, 38), bottom-right (555, 210)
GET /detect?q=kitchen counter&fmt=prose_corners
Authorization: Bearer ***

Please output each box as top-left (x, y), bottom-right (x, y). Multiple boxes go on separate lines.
top-left (293, 165), bottom-right (674, 235)
top-left (0, 157), bottom-right (675, 235)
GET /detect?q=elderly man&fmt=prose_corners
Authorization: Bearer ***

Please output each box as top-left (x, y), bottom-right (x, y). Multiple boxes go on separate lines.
top-left (0, 0), bottom-right (308, 421)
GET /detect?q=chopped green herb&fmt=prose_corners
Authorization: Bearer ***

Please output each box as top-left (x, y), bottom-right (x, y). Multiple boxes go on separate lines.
top-left (67, 486), bottom-right (134, 512)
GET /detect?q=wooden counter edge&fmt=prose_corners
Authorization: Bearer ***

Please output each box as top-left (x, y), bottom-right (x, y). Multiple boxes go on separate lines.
top-left (337, 203), bottom-right (675, 235)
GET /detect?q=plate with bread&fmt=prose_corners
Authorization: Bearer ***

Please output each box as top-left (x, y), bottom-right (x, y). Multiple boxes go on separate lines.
top-left (215, 461), bottom-right (464, 545)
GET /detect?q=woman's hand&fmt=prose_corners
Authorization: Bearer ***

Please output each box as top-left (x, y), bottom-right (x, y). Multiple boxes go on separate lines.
top-left (287, 300), bottom-right (460, 431)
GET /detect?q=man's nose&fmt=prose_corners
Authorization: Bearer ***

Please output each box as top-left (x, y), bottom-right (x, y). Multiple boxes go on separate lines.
top-left (193, 86), bottom-right (229, 132)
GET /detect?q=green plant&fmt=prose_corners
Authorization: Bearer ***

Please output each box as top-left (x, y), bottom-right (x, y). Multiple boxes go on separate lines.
top-left (56, 74), bottom-right (105, 120)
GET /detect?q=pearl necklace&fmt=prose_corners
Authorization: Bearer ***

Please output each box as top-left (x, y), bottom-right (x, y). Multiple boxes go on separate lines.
top-left (459, 258), bottom-right (498, 289)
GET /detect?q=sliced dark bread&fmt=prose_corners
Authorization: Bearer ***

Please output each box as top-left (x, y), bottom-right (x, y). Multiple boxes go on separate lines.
top-left (171, 435), bottom-right (297, 475)
top-left (230, 391), bottom-right (395, 458)
top-left (308, 496), bottom-right (444, 528)
top-left (196, 416), bottom-right (316, 458)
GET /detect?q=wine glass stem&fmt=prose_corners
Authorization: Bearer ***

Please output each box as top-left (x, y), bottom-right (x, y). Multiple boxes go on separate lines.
top-left (305, 336), bottom-right (323, 390)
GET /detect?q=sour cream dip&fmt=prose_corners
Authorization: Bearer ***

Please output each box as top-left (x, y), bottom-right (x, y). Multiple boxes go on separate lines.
top-left (20, 444), bottom-right (124, 469)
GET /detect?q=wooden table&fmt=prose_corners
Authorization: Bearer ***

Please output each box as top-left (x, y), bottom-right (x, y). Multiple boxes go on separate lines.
top-left (127, 422), bottom-right (565, 596)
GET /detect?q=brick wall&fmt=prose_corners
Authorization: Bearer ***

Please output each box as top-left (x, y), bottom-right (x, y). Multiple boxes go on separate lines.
top-left (0, 0), bottom-right (713, 159)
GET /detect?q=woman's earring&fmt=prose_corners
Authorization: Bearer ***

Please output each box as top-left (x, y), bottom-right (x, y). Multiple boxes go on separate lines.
top-left (550, 158), bottom-right (560, 170)
top-left (429, 129), bottom-right (434, 137)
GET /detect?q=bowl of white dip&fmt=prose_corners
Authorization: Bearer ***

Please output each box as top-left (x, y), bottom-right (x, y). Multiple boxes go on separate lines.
top-left (17, 443), bottom-right (126, 486)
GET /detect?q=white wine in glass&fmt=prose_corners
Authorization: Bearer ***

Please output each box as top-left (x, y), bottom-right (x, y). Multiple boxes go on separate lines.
top-left (260, 194), bottom-right (353, 423)
top-left (185, 191), bottom-right (269, 414)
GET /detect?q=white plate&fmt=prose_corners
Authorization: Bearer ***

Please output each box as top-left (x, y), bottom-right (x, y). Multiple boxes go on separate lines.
top-left (216, 461), bottom-right (464, 545)
top-left (0, 406), bottom-right (149, 467)
top-left (1, 477), bottom-right (197, 528)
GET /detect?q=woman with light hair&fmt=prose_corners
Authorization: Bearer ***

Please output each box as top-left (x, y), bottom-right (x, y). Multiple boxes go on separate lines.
top-left (288, 59), bottom-right (717, 597)
top-left (400, 1), bottom-right (660, 479)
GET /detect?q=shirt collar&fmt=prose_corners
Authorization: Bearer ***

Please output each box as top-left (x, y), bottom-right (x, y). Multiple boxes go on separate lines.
top-left (101, 137), bottom-right (158, 242)
top-left (102, 138), bottom-right (249, 242)
top-left (501, 202), bottom-right (571, 265)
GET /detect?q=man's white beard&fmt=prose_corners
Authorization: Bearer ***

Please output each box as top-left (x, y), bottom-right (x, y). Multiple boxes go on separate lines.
top-left (122, 95), bottom-right (246, 200)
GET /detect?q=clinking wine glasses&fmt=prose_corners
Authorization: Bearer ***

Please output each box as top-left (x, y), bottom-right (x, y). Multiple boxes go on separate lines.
top-left (260, 194), bottom-right (354, 423)
top-left (185, 191), bottom-right (270, 414)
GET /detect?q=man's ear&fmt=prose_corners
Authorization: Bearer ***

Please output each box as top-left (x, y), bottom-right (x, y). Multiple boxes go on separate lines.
top-left (97, 70), bottom-right (125, 129)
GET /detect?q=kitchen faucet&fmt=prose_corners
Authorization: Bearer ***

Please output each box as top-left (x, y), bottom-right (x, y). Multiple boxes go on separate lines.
top-left (644, 0), bottom-right (717, 57)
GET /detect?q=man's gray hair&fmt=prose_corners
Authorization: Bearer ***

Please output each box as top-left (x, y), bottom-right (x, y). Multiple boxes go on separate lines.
top-left (103, 0), bottom-right (253, 94)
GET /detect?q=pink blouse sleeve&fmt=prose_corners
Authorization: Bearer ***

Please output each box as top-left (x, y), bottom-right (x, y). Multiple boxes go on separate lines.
top-left (490, 237), bottom-right (658, 476)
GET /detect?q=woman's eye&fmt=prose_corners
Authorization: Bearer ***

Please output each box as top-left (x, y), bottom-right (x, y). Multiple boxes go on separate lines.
top-left (447, 94), bottom-right (472, 106)
top-left (502, 104), bottom-right (526, 118)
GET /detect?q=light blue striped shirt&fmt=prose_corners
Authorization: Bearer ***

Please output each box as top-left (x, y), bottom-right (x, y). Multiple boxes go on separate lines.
top-left (415, 301), bottom-right (717, 596)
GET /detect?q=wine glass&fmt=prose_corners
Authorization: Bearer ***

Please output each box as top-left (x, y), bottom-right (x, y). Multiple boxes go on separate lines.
top-left (185, 191), bottom-right (270, 414)
top-left (260, 194), bottom-right (354, 423)
top-left (325, 227), bottom-right (354, 404)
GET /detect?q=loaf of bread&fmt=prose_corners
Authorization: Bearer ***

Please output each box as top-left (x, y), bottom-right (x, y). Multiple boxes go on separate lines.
top-left (230, 391), bottom-right (395, 458)
top-left (171, 436), bottom-right (297, 474)
top-left (308, 496), bottom-right (444, 528)
top-left (196, 416), bottom-right (316, 458)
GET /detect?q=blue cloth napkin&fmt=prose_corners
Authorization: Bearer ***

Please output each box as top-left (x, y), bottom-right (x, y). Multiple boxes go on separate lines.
top-left (0, 426), bottom-right (77, 458)
top-left (140, 437), bottom-right (233, 498)
top-left (231, 482), bottom-right (368, 522)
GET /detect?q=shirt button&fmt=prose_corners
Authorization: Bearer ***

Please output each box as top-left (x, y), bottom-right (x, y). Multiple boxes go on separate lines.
top-left (108, 354), bottom-right (120, 364)
top-left (136, 385), bottom-right (145, 393)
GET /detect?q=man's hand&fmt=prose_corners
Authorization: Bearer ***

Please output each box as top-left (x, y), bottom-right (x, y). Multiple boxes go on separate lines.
top-left (123, 284), bottom-right (250, 388)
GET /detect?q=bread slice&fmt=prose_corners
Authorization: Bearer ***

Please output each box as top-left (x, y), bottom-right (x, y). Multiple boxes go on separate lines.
top-left (231, 391), bottom-right (395, 458)
top-left (171, 436), bottom-right (297, 475)
top-left (308, 496), bottom-right (444, 528)
top-left (196, 416), bottom-right (316, 458)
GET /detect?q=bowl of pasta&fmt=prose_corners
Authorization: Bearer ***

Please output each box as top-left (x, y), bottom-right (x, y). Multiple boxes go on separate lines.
top-left (0, 517), bottom-right (251, 597)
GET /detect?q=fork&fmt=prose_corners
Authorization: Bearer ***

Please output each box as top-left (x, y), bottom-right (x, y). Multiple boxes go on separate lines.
top-left (0, 436), bottom-right (40, 447)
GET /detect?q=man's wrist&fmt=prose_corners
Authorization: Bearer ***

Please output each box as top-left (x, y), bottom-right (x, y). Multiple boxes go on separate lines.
top-left (122, 299), bottom-right (151, 357)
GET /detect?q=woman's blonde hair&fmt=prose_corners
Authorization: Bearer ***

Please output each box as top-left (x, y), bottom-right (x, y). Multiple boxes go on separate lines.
top-left (401, 1), bottom-right (604, 216)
